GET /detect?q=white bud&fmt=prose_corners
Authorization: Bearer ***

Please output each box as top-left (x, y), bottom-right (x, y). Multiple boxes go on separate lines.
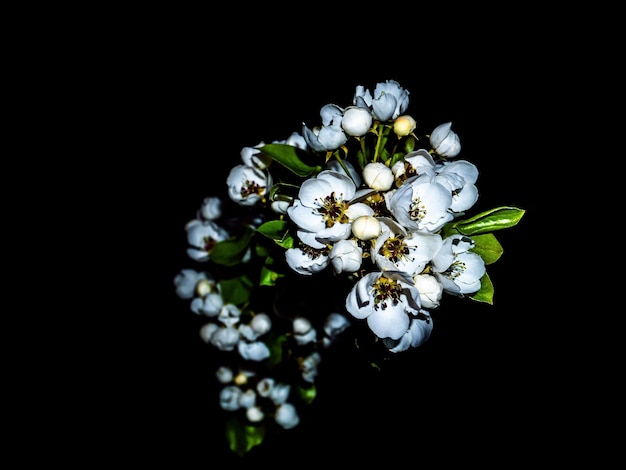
top-left (430, 122), bottom-right (461, 157)
top-left (341, 106), bottom-right (373, 137)
top-left (351, 215), bottom-right (382, 241)
top-left (362, 162), bottom-right (394, 191)
top-left (393, 115), bottom-right (416, 137)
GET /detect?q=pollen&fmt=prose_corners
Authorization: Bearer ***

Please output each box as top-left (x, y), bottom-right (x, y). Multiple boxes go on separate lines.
top-left (380, 236), bottom-right (410, 263)
top-left (372, 276), bottom-right (402, 310)
top-left (409, 197), bottom-right (426, 223)
top-left (317, 192), bottom-right (350, 228)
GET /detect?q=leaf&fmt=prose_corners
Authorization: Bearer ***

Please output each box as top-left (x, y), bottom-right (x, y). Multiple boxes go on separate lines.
top-left (219, 276), bottom-right (253, 305)
top-left (225, 417), bottom-right (265, 456)
top-left (258, 265), bottom-right (285, 286)
top-left (452, 206), bottom-right (526, 236)
top-left (259, 143), bottom-right (322, 177)
top-left (471, 233), bottom-right (504, 265)
top-left (256, 220), bottom-right (295, 249)
top-left (471, 272), bottom-right (494, 304)
top-left (210, 228), bottom-right (253, 266)
top-left (297, 383), bottom-right (317, 404)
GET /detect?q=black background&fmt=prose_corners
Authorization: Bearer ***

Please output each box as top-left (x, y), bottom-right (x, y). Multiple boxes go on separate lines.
top-left (103, 31), bottom-right (584, 467)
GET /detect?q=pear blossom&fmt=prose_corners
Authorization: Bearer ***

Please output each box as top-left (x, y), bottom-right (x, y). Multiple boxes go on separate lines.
top-left (275, 403), bottom-right (300, 429)
top-left (371, 221), bottom-right (443, 275)
top-left (386, 173), bottom-right (454, 233)
top-left (219, 385), bottom-right (242, 411)
top-left (384, 313), bottom-right (433, 353)
top-left (285, 244), bottom-right (330, 275)
top-left (329, 239), bottom-right (363, 274)
top-left (345, 270), bottom-right (422, 341)
top-left (185, 219), bottom-right (229, 262)
top-left (302, 104), bottom-right (347, 151)
top-left (238, 340), bottom-right (271, 361)
top-left (391, 148), bottom-right (437, 182)
top-left (413, 273), bottom-right (444, 309)
top-left (240, 142), bottom-right (272, 170)
top-left (435, 160), bottom-right (479, 213)
top-left (227, 164), bottom-right (272, 207)
top-left (197, 196), bottom-right (222, 221)
top-left (287, 170), bottom-right (374, 245)
top-left (173, 269), bottom-right (207, 299)
top-left (430, 122), bottom-right (461, 158)
top-left (431, 234), bottom-right (486, 295)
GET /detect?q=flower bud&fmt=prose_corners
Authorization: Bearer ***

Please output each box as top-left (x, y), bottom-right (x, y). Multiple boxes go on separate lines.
top-left (363, 162), bottom-right (394, 191)
top-left (341, 106), bottom-right (373, 137)
top-left (393, 115), bottom-right (417, 137)
top-left (351, 215), bottom-right (382, 241)
top-left (430, 122), bottom-right (461, 158)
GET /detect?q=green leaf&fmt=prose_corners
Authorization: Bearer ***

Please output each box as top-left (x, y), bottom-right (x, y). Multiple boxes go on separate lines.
top-left (259, 143), bottom-right (322, 177)
top-left (210, 227), bottom-right (253, 266)
top-left (297, 383), bottom-right (317, 404)
top-left (265, 333), bottom-right (287, 369)
top-left (258, 265), bottom-right (285, 286)
top-left (451, 206), bottom-right (526, 236)
top-left (256, 220), bottom-right (295, 249)
top-left (225, 417), bottom-right (265, 456)
top-left (471, 233), bottom-right (504, 265)
top-left (471, 272), bottom-right (494, 305)
top-left (219, 276), bottom-right (253, 305)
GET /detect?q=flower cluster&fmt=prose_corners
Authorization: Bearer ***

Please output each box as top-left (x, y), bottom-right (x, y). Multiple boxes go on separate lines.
top-left (174, 80), bottom-right (524, 455)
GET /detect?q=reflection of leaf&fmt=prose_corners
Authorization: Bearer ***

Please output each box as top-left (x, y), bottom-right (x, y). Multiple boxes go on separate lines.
top-left (471, 272), bottom-right (494, 305)
top-left (260, 143), bottom-right (322, 177)
top-left (225, 417), bottom-right (265, 457)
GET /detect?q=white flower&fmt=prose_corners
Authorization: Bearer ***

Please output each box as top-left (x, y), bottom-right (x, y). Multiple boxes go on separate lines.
top-left (430, 122), bottom-right (461, 158)
top-left (413, 273), bottom-right (443, 309)
top-left (370, 221), bottom-right (442, 275)
top-left (215, 366), bottom-right (234, 384)
top-left (285, 245), bottom-right (329, 275)
top-left (384, 314), bottom-right (433, 353)
top-left (329, 239), bottom-right (363, 274)
top-left (226, 164), bottom-right (272, 207)
top-left (287, 170), bottom-right (373, 244)
top-left (238, 340), bottom-right (271, 361)
top-left (210, 327), bottom-right (240, 351)
top-left (275, 403), bottom-right (300, 429)
top-left (185, 219), bottom-right (229, 262)
top-left (323, 312), bottom-right (351, 338)
top-left (370, 79), bottom-right (410, 121)
top-left (173, 269), bottom-right (206, 299)
top-left (363, 162), bottom-right (394, 191)
top-left (246, 406), bottom-right (265, 422)
top-left (386, 173), bottom-right (454, 233)
top-left (345, 271), bottom-right (421, 340)
top-left (241, 142), bottom-right (272, 170)
top-left (219, 385), bottom-right (242, 411)
top-left (431, 234), bottom-right (486, 295)
top-left (197, 196), bottom-right (222, 221)
top-left (435, 160), bottom-right (479, 214)
top-left (341, 106), bottom-right (372, 137)
top-left (302, 104), bottom-right (347, 151)
top-left (238, 389), bottom-right (256, 409)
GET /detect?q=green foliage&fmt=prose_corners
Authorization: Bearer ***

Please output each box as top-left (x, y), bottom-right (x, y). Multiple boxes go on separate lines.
top-left (260, 143), bottom-right (322, 177)
top-left (210, 227), bottom-right (254, 266)
top-left (443, 206), bottom-right (526, 237)
top-left (225, 417), bottom-right (266, 456)
top-left (470, 233), bottom-right (503, 265)
top-left (219, 276), bottom-right (253, 305)
top-left (256, 219), bottom-right (295, 249)
top-left (471, 272), bottom-right (495, 305)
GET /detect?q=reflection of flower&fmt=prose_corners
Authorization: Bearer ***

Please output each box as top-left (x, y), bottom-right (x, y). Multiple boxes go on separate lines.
top-left (173, 79), bottom-right (525, 456)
